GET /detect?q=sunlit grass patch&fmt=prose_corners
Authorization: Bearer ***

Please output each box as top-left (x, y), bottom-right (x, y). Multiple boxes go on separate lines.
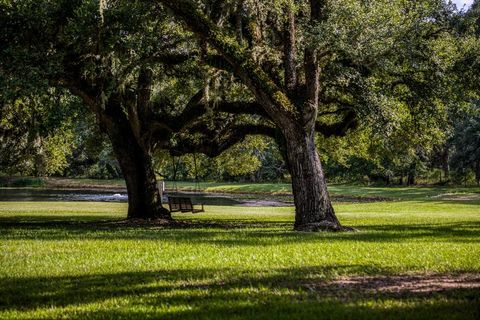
top-left (0, 200), bottom-right (479, 319)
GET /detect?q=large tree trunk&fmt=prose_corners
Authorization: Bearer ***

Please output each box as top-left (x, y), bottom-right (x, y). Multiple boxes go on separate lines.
top-left (282, 126), bottom-right (344, 231)
top-left (101, 103), bottom-right (171, 221)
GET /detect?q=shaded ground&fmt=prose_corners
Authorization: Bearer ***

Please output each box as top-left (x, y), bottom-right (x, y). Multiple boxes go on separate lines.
top-left (306, 274), bottom-right (480, 296)
top-left (1, 262), bottom-right (479, 319)
top-left (1, 268), bottom-right (479, 320)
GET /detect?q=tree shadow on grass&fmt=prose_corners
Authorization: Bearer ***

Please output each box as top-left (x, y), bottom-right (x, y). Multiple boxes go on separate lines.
top-left (1, 216), bottom-right (480, 245)
top-left (0, 266), bottom-right (479, 319)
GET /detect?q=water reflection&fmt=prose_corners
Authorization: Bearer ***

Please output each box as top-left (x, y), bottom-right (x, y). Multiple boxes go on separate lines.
top-left (0, 188), bottom-right (128, 202)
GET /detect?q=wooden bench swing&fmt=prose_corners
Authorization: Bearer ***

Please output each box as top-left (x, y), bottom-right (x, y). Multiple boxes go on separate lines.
top-left (166, 153), bottom-right (205, 214)
top-left (168, 196), bottom-right (204, 213)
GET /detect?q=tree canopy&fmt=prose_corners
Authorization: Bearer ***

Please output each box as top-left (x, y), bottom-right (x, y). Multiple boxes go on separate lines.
top-left (1, 0), bottom-right (479, 229)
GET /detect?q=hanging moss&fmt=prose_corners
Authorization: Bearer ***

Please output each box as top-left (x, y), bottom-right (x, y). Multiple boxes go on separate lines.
top-left (165, 0), bottom-right (297, 117)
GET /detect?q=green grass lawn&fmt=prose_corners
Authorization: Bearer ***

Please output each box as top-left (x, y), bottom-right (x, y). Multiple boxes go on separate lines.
top-left (168, 181), bottom-right (480, 200)
top-left (24, 177), bottom-right (480, 201)
top-left (1, 196), bottom-right (480, 319)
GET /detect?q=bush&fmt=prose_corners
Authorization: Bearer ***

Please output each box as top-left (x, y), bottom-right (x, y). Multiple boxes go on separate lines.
top-left (0, 176), bottom-right (44, 187)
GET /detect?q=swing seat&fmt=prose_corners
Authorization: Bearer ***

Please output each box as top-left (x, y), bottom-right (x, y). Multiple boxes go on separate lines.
top-left (168, 196), bottom-right (204, 213)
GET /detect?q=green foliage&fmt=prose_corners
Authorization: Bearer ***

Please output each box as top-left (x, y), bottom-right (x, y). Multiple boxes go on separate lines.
top-left (212, 136), bottom-right (267, 177)
top-left (0, 177), bottom-right (44, 188)
top-left (66, 115), bottom-right (121, 179)
top-left (0, 91), bottom-right (81, 176)
top-left (37, 125), bottom-right (75, 176)
top-left (310, 0), bottom-right (475, 184)
top-left (154, 136), bottom-right (277, 181)
top-left (317, 117), bottom-right (447, 184)
top-left (305, 0), bottom-right (455, 127)
top-left (449, 103), bottom-right (480, 184)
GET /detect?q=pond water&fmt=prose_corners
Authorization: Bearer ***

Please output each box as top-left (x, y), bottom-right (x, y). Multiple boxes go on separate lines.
top-left (0, 188), bottom-right (291, 207)
top-left (0, 188), bottom-right (129, 202)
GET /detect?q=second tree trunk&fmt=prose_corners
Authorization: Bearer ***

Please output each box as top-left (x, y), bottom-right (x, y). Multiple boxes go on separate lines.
top-left (101, 104), bottom-right (171, 220)
top-left (283, 126), bottom-right (343, 231)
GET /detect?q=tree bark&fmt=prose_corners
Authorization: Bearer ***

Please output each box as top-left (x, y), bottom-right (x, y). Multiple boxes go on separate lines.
top-left (283, 125), bottom-right (344, 231)
top-left (100, 101), bottom-right (171, 220)
top-left (284, 4), bottom-right (296, 93)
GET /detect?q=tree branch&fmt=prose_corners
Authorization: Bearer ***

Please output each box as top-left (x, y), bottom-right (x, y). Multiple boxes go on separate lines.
top-left (158, 0), bottom-right (297, 124)
top-left (315, 110), bottom-right (359, 137)
top-left (170, 123), bottom-right (276, 157)
top-left (301, 0), bottom-right (327, 127)
top-left (284, 4), bottom-right (297, 93)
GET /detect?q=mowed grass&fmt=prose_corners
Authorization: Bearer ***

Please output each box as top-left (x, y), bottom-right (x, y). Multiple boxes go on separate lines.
top-left (1, 197), bottom-right (480, 319)
top-left (167, 181), bottom-right (480, 200)
top-left (39, 177), bottom-right (480, 201)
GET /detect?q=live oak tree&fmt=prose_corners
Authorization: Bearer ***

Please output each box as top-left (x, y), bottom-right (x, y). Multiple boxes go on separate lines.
top-left (1, 0), bottom-right (200, 219)
top-left (154, 0), bottom-right (454, 231)
top-left (1, 0), bottom-right (274, 220)
top-left (152, 0), bottom-right (348, 231)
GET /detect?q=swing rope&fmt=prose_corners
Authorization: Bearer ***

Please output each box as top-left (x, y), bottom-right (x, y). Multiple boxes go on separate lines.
top-left (193, 152), bottom-right (200, 193)
top-left (171, 153), bottom-right (201, 194)
top-left (171, 154), bottom-right (179, 192)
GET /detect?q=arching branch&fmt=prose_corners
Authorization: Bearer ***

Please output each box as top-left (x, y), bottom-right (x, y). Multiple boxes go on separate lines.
top-left (315, 110), bottom-right (359, 137)
top-left (170, 123), bottom-right (276, 157)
